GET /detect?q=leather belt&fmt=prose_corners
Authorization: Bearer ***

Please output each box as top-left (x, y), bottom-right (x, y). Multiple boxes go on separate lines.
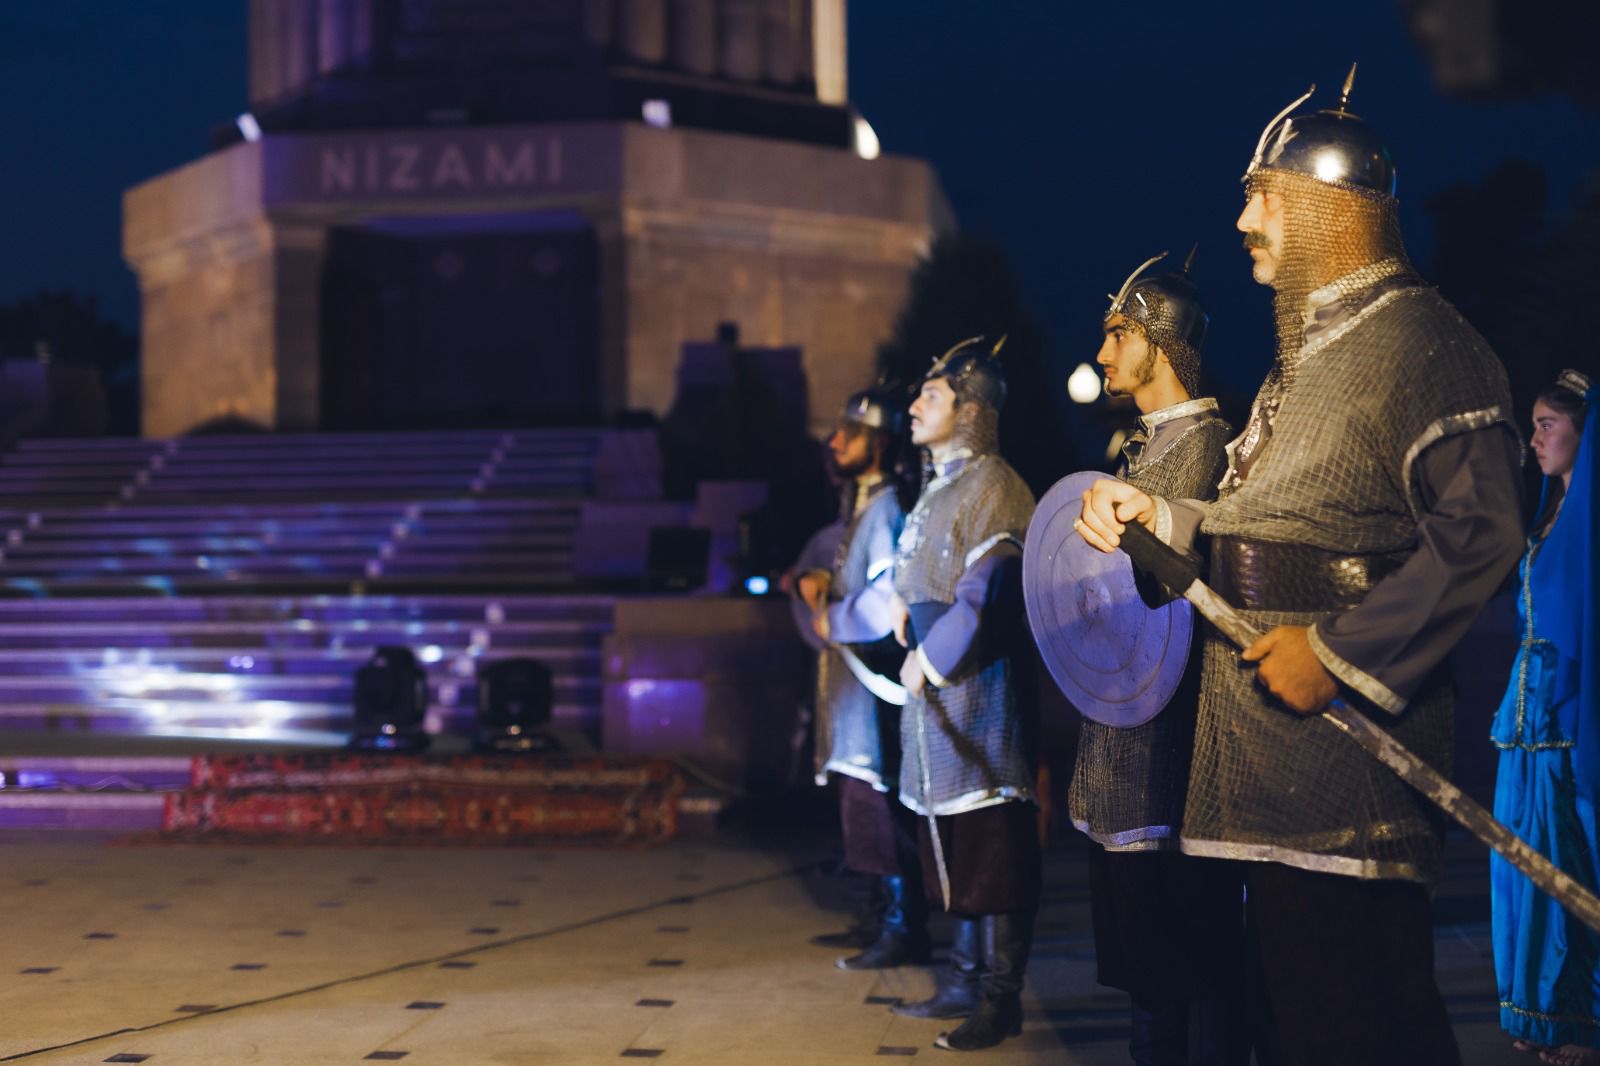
top-left (1211, 536), bottom-right (1405, 613)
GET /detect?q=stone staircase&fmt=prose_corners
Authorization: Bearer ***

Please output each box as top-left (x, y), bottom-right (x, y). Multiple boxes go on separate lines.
top-left (0, 428), bottom-right (666, 828)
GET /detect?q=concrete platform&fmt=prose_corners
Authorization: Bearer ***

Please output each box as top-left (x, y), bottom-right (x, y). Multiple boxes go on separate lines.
top-left (0, 830), bottom-right (1526, 1064)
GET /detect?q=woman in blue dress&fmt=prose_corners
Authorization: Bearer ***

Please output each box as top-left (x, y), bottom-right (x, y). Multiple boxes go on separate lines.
top-left (1493, 368), bottom-right (1600, 1066)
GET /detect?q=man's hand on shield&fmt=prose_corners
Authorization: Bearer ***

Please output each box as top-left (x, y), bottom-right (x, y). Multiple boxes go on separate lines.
top-left (1076, 480), bottom-right (1158, 553)
top-left (1242, 625), bottom-right (1339, 715)
top-left (899, 650), bottom-right (926, 699)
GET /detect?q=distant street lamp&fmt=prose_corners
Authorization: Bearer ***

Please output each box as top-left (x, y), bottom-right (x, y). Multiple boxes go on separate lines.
top-left (1067, 363), bottom-right (1102, 404)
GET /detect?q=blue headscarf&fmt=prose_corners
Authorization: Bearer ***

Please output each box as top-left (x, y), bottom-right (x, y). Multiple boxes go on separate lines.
top-left (1527, 383), bottom-right (1599, 798)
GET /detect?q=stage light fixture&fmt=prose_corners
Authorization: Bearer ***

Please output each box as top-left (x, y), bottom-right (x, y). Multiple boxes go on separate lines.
top-left (349, 645), bottom-right (431, 753)
top-left (475, 658), bottom-right (557, 754)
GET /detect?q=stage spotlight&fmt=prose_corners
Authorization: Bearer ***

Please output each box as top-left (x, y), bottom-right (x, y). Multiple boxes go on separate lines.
top-left (235, 113), bottom-right (262, 143)
top-left (475, 658), bottom-right (557, 754)
top-left (349, 645), bottom-right (431, 753)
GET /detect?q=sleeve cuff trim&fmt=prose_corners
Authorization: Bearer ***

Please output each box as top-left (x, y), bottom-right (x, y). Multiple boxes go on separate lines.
top-left (1307, 624), bottom-right (1406, 715)
top-left (916, 645), bottom-right (953, 689)
top-left (963, 531), bottom-right (1019, 570)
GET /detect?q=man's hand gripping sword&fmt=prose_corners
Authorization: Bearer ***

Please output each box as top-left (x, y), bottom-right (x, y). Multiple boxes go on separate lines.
top-left (1114, 519), bottom-right (1600, 936)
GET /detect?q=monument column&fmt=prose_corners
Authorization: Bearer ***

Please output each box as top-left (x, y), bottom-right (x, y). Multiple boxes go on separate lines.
top-left (763, 0), bottom-right (799, 85)
top-left (811, 0), bottom-right (845, 103)
top-left (271, 223), bottom-right (328, 431)
top-left (582, 0), bottom-right (615, 46)
top-left (671, 0), bottom-right (718, 76)
top-left (719, 0), bottom-right (764, 82)
top-left (617, 0), bottom-right (668, 62)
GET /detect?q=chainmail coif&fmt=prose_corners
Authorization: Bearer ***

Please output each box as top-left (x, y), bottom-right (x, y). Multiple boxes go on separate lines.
top-left (1248, 168), bottom-right (1415, 364)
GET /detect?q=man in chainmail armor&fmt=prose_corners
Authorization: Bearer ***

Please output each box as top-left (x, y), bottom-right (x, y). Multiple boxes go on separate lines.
top-left (885, 336), bottom-right (1038, 1052)
top-left (1071, 251), bottom-right (1246, 1064)
top-left (794, 387), bottom-right (929, 970)
top-left (1078, 70), bottom-right (1525, 1065)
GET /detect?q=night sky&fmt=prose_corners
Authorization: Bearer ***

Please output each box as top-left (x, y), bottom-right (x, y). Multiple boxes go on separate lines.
top-left (2, 2), bottom-right (1598, 399)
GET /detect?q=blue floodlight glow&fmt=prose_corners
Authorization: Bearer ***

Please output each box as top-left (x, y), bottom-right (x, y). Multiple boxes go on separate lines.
top-left (744, 576), bottom-right (770, 596)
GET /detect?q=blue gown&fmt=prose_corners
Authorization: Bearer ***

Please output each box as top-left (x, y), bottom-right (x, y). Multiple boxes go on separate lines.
top-left (1491, 532), bottom-right (1600, 1047)
top-left (1491, 389), bottom-right (1600, 1047)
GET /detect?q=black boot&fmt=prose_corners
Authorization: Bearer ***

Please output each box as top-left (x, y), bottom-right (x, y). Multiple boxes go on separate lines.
top-left (838, 875), bottom-right (931, 970)
top-left (1129, 1003), bottom-right (1189, 1066)
top-left (935, 911), bottom-right (1032, 1051)
top-left (1187, 996), bottom-right (1250, 1066)
top-left (891, 917), bottom-right (981, 1018)
top-left (811, 875), bottom-right (884, 949)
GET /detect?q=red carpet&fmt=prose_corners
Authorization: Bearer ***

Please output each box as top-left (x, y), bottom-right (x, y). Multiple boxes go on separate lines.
top-left (159, 753), bottom-right (684, 845)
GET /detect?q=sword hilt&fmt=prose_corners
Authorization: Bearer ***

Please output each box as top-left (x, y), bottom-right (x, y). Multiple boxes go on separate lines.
top-left (1115, 519), bottom-right (1199, 593)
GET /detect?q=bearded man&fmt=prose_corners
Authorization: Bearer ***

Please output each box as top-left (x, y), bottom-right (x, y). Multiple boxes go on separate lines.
top-left (1072, 252), bottom-right (1245, 1065)
top-left (886, 336), bottom-right (1038, 1052)
top-left (1077, 73), bottom-right (1525, 1065)
top-left (794, 387), bottom-right (928, 970)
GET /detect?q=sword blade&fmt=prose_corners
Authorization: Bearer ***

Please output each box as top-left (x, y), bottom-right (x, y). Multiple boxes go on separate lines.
top-left (836, 646), bottom-right (908, 706)
top-left (1115, 522), bottom-right (1600, 935)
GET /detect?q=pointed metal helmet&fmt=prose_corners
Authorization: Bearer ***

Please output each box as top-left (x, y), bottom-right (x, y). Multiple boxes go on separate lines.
top-left (1104, 247), bottom-right (1209, 361)
top-left (838, 384), bottom-right (902, 434)
top-left (1242, 64), bottom-right (1397, 200)
top-left (921, 334), bottom-right (1009, 411)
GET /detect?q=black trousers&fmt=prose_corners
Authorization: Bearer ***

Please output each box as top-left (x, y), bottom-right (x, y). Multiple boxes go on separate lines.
top-left (1087, 844), bottom-right (1247, 1008)
top-left (838, 775), bottom-right (919, 878)
top-left (1243, 861), bottom-right (1460, 1066)
top-left (916, 801), bottom-right (1042, 915)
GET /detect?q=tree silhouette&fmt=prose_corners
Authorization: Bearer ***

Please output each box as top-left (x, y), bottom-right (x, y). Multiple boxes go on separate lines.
top-left (1428, 160), bottom-right (1600, 503)
top-left (0, 290), bottom-right (138, 435)
top-left (876, 233), bottom-right (1078, 495)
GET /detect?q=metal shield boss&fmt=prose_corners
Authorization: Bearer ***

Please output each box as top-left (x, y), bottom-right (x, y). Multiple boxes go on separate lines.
top-left (1022, 471), bottom-right (1192, 727)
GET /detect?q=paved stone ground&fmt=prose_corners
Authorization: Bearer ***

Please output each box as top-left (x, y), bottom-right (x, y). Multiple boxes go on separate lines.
top-left (0, 829), bottom-right (1523, 1065)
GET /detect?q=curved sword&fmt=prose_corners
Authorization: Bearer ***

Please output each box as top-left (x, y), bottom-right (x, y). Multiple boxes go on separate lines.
top-left (1116, 520), bottom-right (1600, 935)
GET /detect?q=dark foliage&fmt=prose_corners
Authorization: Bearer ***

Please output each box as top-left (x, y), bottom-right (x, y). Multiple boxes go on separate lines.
top-left (0, 290), bottom-right (139, 435)
top-left (1428, 160), bottom-right (1600, 507)
top-left (876, 233), bottom-right (1079, 496)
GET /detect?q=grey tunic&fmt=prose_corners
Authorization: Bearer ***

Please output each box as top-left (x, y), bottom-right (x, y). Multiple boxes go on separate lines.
top-left (1069, 398), bottom-right (1231, 850)
top-left (810, 480), bottom-right (904, 788)
top-left (893, 453), bottom-right (1037, 816)
top-left (1158, 273), bottom-right (1524, 884)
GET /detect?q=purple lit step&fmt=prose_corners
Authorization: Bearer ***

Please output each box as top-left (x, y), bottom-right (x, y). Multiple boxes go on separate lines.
top-left (0, 618), bottom-right (608, 643)
top-left (0, 593), bottom-right (616, 622)
top-left (1, 533), bottom-right (574, 557)
top-left (0, 573), bottom-right (584, 596)
top-left (11, 517), bottom-right (580, 541)
top-left (0, 757), bottom-right (192, 790)
top-left (0, 647), bottom-right (602, 676)
top-left (0, 674), bottom-right (600, 703)
top-left (133, 472), bottom-right (587, 491)
top-left (0, 497), bottom-right (584, 522)
top-left (0, 793), bottom-right (167, 830)
top-left (11, 428), bottom-right (606, 452)
top-left (0, 549), bottom-right (573, 574)
top-left (0, 698), bottom-right (599, 736)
